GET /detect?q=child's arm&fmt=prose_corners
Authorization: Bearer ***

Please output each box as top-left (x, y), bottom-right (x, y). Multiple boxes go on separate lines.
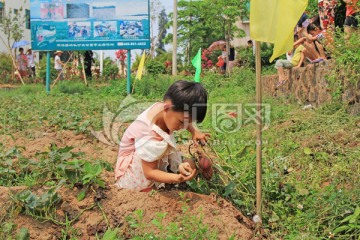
top-left (187, 123), bottom-right (210, 146)
top-left (293, 37), bottom-right (307, 46)
top-left (142, 160), bottom-right (196, 183)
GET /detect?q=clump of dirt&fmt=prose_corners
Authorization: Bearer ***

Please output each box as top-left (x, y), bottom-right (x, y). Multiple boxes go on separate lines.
top-left (1, 129), bottom-right (256, 239)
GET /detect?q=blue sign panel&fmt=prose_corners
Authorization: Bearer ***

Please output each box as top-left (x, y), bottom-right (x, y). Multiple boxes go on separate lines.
top-left (30, 0), bottom-right (150, 50)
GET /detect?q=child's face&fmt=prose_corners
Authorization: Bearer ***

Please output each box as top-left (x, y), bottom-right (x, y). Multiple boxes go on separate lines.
top-left (163, 107), bottom-right (190, 133)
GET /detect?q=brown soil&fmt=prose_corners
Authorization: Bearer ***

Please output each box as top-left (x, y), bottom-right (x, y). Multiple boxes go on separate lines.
top-left (0, 130), bottom-right (255, 239)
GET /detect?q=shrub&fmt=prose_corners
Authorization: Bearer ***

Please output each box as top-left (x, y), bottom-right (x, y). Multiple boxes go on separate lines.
top-left (102, 58), bottom-right (119, 80)
top-left (0, 52), bottom-right (14, 83)
top-left (145, 60), bottom-right (165, 76)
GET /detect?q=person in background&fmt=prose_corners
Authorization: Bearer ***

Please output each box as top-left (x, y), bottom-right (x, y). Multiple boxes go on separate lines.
top-left (221, 45), bottom-right (228, 73)
top-left (318, 0), bottom-right (337, 30)
top-left (54, 50), bottom-right (65, 80)
top-left (26, 48), bottom-right (36, 77)
top-left (343, 0), bottom-right (359, 40)
top-left (228, 44), bottom-right (236, 72)
top-left (274, 36), bottom-right (306, 88)
top-left (16, 48), bottom-right (28, 77)
top-left (247, 40), bottom-right (255, 55)
top-left (84, 50), bottom-right (95, 78)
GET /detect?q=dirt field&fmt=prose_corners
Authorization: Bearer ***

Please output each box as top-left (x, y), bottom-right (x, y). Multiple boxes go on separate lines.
top-left (0, 129), bottom-right (256, 239)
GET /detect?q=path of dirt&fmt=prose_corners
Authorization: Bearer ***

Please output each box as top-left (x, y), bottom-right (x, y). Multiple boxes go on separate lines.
top-left (0, 129), bottom-right (256, 239)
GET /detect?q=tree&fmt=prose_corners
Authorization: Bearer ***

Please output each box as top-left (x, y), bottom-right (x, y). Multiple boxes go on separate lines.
top-left (150, 0), bottom-right (163, 58)
top-left (0, 1), bottom-right (27, 84)
top-left (155, 8), bottom-right (168, 56)
top-left (167, 0), bottom-right (244, 64)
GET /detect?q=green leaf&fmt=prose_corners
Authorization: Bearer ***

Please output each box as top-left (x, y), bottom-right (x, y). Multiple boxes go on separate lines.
top-left (333, 225), bottom-right (350, 234)
top-left (353, 206), bottom-right (360, 218)
top-left (340, 214), bottom-right (354, 223)
top-left (303, 148), bottom-right (312, 155)
top-left (16, 228), bottom-right (30, 240)
top-left (102, 228), bottom-right (119, 240)
top-left (77, 189), bottom-right (86, 201)
top-left (223, 181), bottom-right (235, 197)
top-left (269, 212), bottom-right (280, 222)
top-left (96, 179), bottom-right (105, 188)
top-left (348, 224), bottom-right (360, 229)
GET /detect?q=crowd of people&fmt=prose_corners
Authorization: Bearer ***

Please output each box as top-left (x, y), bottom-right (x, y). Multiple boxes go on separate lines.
top-left (274, 0), bottom-right (359, 88)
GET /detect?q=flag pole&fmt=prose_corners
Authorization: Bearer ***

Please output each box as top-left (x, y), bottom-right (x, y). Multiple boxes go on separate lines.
top-left (255, 41), bottom-right (262, 222)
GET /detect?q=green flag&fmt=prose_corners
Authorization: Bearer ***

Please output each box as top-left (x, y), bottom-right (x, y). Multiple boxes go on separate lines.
top-left (191, 48), bottom-right (201, 82)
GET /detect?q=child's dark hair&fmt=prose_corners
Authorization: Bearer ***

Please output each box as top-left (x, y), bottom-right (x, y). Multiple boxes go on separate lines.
top-left (307, 23), bottom-right (320, 33)
top-left (164, 80), bottom-right (208, 123)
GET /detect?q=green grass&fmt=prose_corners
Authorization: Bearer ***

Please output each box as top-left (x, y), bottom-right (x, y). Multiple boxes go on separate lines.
top-left (0, 71), bottom-right (359, 239)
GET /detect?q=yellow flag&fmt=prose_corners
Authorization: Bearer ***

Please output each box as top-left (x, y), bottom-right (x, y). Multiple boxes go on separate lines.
top-left (250, 0), bottom-right (308, 62)
top-left (135, 51), bottom-right (146, 80)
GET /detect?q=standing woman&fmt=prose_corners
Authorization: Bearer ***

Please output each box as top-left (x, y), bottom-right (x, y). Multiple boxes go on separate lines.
top-left (318, 0), bottom-right (338, 30)
top-left (26, 48), bottom-right (36, 77)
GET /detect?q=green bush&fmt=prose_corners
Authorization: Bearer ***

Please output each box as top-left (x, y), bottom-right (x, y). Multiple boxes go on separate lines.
top-left (0, 52), bottom-right (14, 83)
top-left (134, 74), bottom-right (173, 98)
top-left (145, 60), bottom-right (165, 76)
top-left (102, 58), bottom-right (119, 80)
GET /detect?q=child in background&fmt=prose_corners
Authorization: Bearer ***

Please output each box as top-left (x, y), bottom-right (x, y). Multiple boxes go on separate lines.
top-left (115, 80), bottom-right (210, 191)
top-left (274, 36), bottom-right (306, 87)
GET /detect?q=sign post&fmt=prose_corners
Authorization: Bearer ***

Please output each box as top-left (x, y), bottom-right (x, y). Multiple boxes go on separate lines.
top-left (127, 50), bottom-right (131, 94)
top-left (30, 0), bottom-right (150, 92)
top-left (46, 51), bottom-right (50, 93)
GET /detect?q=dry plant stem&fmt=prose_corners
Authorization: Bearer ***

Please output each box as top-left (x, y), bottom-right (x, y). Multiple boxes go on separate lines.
top-left (0, 36), bottom-right (25, 85)
top-left (80, 55), bottom-right (88, 86)
top-left (203, 143), bottom-right (251, 194)
top-left (28, 203), bottom-right (97, 226)
top-left (91, 186), bottom-right (110, 227)
top-left (97, 202), bottom-right (110, 228)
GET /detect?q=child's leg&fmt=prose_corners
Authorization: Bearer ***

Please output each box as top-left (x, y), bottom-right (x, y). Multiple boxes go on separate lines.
top-left (314, 41), bottom-right (326, 59)
top-left (303, 42), bottom-right (321, 61)
top-left (275, 60), bottom-right (291, 82)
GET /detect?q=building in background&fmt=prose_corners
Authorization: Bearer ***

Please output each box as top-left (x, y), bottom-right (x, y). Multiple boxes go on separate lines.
top-left (0, 0), bottom-right (31, 53)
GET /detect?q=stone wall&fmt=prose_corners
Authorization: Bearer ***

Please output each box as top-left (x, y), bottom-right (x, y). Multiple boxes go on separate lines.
top-left (261, 61), bottom-right (360, 107)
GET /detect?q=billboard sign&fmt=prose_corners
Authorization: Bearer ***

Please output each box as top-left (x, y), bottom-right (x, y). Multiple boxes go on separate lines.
top-left (30, 0), bottom-right (150, 50)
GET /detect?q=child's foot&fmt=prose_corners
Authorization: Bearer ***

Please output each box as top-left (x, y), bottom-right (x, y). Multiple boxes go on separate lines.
top-left (275, 80), bottom-right (286, 88)
top-left (311, 58), bottom-right (324, 63)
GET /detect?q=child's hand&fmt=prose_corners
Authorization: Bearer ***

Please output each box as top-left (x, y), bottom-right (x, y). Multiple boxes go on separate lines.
top-left (192, 130), bottom-right (210, 147)
top-left (178, 162), bottom-right (193, 176)
top-left (177, 167), bottom-right (197, 182)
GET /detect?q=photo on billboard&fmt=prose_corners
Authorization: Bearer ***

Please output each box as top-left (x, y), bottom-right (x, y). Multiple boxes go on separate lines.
top-left (93, 2), bottom-right (116, 20)
top-left (30, 0), bottom-right (150, 50)
top-left (40, 3), bottom-right (64, 19)
top-left (66, 3), bottom-right (90, 19)
top-left (119, 20), bottom-right (144, 38)
top-left (94, 21), bottom-right (117, 38)
top-left (35, 25), bottom-right (56, 48)
top-left (68, 22), bottom-right (91, 39)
